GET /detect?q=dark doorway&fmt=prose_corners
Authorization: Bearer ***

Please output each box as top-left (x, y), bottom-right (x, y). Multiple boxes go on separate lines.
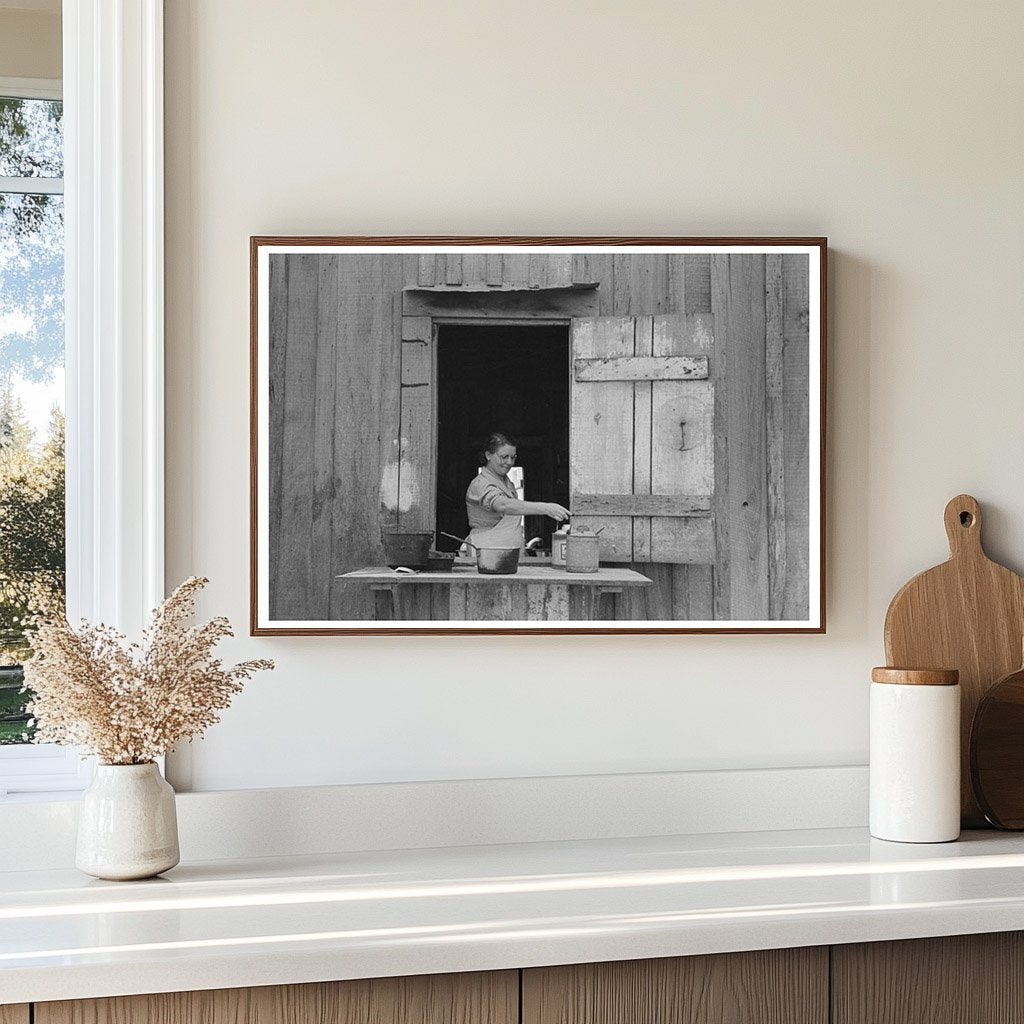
top-left (436, 324), bottom-right (570, 552)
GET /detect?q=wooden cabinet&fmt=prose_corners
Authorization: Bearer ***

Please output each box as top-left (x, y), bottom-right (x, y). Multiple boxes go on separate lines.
top-left (14, 934), bottom-right (1024, 1024)
top-left (522, 949), bottom-right (827, 1024)
top-left (34, 972), bottom-right (517, 1024)
top-left (832, 932), bottom-right (1024, 1024)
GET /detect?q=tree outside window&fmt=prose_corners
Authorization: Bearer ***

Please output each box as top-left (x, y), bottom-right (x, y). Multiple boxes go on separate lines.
top-left (0, 95), bottom-right (65, 744)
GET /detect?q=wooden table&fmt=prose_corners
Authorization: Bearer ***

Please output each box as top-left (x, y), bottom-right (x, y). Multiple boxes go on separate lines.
top-left (337, 565), bottom-right (652, 621)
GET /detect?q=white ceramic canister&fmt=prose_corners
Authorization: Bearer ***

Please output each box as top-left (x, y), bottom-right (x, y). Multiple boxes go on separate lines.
top-left (869, 667), bottom-right (960, 843)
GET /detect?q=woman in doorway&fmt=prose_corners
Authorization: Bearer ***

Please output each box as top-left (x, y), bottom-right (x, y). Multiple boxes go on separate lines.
top-left (465, 432), bottom-right (570, 550)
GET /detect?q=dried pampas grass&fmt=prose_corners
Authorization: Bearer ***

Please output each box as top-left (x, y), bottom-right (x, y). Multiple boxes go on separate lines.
top-left (23, 577), bottom-right (273, 765)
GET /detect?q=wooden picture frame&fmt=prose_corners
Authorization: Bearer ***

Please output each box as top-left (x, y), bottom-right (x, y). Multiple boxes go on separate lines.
top-left (250, 237), bottom-right (826, 635)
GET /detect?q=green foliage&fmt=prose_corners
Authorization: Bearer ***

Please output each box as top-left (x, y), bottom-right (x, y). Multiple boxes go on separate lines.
top-left (0, 394), bottom-right (64, 742)
top-left (0, 97), bottom-right (62, 179)
top-left (0, 664), bottom-right (30, 743)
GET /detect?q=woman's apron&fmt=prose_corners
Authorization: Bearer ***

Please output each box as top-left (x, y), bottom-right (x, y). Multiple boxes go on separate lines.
top-left (467, 474), bottom-right (523, 552)
top-left (468, 514), bottom-right (523, 552)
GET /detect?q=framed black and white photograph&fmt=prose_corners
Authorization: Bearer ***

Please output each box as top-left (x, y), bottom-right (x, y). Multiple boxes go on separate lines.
top-left (250, 237), bottom-right (826, 634)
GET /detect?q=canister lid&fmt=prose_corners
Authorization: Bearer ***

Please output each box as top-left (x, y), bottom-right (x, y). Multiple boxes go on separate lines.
top-left (871, 667), bottom-right (959, 686)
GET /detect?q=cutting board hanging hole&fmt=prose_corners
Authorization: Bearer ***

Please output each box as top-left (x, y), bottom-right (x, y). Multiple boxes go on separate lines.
top-left (944, 494), bottom-right (983, 555)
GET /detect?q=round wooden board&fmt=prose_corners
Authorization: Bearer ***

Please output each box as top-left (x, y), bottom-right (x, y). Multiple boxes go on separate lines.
top-left (971, 664), bottom-right (1024, 829)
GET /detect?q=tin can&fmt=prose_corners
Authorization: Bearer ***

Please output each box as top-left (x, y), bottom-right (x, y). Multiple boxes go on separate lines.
top-left (566, 527), bottom-right (600, 573)
top-left (551, 527), bottom-right (569, 568)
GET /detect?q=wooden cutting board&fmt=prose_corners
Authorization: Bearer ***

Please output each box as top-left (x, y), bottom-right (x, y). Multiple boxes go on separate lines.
top-left (884, 494), bottom-right (1024, 826)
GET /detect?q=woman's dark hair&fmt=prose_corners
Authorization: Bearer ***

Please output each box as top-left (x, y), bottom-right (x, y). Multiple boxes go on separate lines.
top-left (482, 431), bottom-right (516, 459)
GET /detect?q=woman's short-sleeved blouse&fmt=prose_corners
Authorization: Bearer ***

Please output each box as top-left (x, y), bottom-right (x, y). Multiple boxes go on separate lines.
top-left (465, 466), bottom-right (517, 531)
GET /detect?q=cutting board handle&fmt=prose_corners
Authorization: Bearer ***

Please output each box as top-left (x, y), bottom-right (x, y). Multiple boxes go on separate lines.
top-left (944, 494), bottom-right (983, 558)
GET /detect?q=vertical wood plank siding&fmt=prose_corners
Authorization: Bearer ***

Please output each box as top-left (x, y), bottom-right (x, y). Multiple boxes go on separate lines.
top-left (632, 315), bottom-right (654, 562)
top-left (723, 255), bottom-right (769, 619)
top-left (269, 250), bottom-right (807, 621)
top-left (276, 255), bottom-right (319, 618)
top-left (709, 256), bottom-right (732, 620)
top-left (267, 255), bottom-right (288, 614)
top-left (342, 257), bottom-right (394, 619)
top-left (310, 256), bottom-right (339, 619)
top-left (782, 253), bottom-right (811, 620)
top-left (765, 254), bottom-right (786, 618)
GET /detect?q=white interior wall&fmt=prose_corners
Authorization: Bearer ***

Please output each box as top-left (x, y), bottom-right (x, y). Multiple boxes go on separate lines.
top-left (0, 7), bottom-right (60, 80)
top-left (163, 0), bottom-right (1024, 791)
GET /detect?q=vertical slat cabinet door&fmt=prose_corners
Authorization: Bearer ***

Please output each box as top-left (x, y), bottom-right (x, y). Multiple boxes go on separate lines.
top-left (832, 933), bottom-right (1024, 1024)
top-left (570, 316), bottom-right (714, 565)
top-left (0, 1007), bottom-right (29, 1024)
top-left (523, 950), bottom-right (828, 1024)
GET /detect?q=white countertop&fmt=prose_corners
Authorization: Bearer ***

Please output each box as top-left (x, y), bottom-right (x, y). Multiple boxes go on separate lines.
top-left (5, 826), bottom-right (1024, 1004)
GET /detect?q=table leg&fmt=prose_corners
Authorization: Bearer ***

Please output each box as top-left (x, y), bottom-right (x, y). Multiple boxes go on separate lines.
top-left (369, 583), bottom-right (400, 621)
top-left (528, 584), bottom-right (569, 620)
top-left (449, 584), bottom-right (468, 620)
top-left (593, 586), bottom-right (624, 621)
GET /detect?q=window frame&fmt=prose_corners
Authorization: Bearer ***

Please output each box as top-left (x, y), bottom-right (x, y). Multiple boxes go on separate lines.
top-left (0, 0), bottom-right (165, 797)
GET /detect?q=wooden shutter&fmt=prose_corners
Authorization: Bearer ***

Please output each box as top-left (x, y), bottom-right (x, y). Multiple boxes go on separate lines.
top-left (570, 315), bottom-right (715, 564)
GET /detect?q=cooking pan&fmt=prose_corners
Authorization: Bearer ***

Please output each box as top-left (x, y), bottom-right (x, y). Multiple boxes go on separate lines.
top-left (439, 532), bottom-right (520, 575)
top-left (381, 531), bottom-right (432, 569)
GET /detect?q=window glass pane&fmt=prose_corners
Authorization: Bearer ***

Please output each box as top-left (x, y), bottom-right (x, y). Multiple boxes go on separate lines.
top-left (0, 185), bottom-right (65, 745)
top-left (0, 98), bottom-right (63, 179)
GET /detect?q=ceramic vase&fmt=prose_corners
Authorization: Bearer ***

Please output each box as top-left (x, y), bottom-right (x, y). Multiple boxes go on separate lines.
top-left (76, 762), bottom-right (180, 880)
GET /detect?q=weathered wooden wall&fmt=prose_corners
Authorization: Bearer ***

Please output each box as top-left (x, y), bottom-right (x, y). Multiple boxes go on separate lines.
top-left (709, 253), bottom-right (810, 621)
top-left (269, 252), bottom-right (410, 621)
top-left (268, 251), bottom-right (810, 622)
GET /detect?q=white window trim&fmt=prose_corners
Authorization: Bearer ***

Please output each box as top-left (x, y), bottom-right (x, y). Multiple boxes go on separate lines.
top-left (0, 744), bottom-right (92, 795)
top-left (64, 0), bottom-right (164, 633)
top-left (0, 175), bottom-right (63, 195)
top-left (0, 76), bottom-right (62, 101)
top-left (0, 2), bottom-right (165, 797)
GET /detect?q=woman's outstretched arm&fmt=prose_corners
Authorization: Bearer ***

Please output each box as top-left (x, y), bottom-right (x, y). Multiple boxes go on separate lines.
top-left (490, 496), bottom-right (570, 522)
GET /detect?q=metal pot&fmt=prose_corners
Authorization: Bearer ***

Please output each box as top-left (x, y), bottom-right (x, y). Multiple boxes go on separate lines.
top-left (472, 546), bottom-right (520, 575)
top-left (439, 532), bottom-right (521, 575)
top-left (381, 532), bottom-right (432, 569)
top-left (425, 550), bottom-right (455, 573)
